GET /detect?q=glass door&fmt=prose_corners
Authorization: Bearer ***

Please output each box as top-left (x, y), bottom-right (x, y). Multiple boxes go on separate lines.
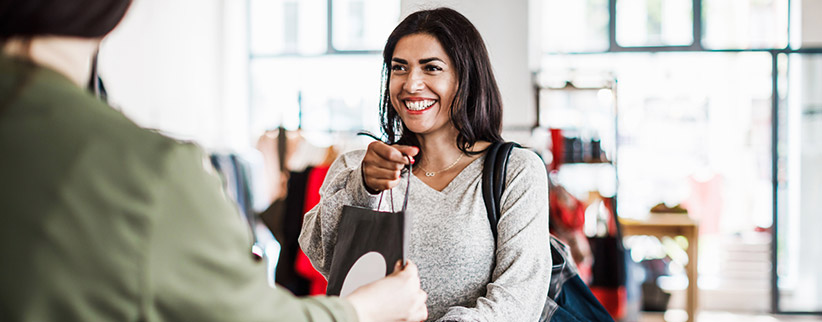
top-left (775, 52), bottom-right (822, 313)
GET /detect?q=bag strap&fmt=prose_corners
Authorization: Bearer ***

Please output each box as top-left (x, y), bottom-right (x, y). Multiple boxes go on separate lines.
top-left (482, 141), bottom-right (520, 241)
top-left (377, 155), bottom-right (413, 213)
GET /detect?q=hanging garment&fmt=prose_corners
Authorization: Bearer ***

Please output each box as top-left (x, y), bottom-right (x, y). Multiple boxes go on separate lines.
top-left (275, 168), bottom-right (312, 295)
top-left (587, 196), bottom-right (627, 320)
top-left (256, 128), bottom-right (288, 203)
top-left (209, 153), bottom-right (259, 251)
top-left (295, 165), bottom-right (332, 295)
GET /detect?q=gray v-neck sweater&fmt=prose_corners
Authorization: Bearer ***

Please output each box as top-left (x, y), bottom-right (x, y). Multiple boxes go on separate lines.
top-left (299, 148), bottom-right (552, 322)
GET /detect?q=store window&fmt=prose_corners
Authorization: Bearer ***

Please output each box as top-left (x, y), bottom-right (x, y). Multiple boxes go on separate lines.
top-left (248, 0), bottom-right (400, 136)
top-left (250, 55), bottom-right (384, 135)
top-left (540, 0), bottom-right (609, 53)
top-left (535, 0), bottom-right (822, 316)
top-left (702, 0), bottom-right (788, 50)
top-left (250, 0), bottom-right (327, 55)
top-left (616, 0), bottom-right (693, 47)
top-left (331, 0), bottom-right (399, 51)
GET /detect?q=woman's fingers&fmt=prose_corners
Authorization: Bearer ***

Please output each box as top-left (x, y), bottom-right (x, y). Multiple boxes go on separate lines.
top-left (370, 141), bottom-right (418, 164)
top-left (364, 166), bottom-right (402, 181)
top-left (362, 142), bottom-right (419, 192)
top-left (362, 167), bottom-right (402, 190)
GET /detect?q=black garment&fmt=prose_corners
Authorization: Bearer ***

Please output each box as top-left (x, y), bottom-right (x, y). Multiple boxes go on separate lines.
top-left (275, 168), bottom-right (312, 295)
top-left (260, 198), bottom-right (286, 244)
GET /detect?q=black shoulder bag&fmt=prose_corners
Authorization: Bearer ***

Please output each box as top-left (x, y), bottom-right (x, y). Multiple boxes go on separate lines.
top-left (482, 141), bottom-right (614, 322)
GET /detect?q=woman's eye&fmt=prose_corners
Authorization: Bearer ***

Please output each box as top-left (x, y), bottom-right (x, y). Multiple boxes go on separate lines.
top-left (425, 65), bottom-right (443, 72)
top-left (391, 65), bottom-right (406, 72)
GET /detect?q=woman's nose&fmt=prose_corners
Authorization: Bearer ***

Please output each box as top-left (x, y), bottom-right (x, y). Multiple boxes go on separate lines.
top-left (403, 70), bottom-right (425, 93)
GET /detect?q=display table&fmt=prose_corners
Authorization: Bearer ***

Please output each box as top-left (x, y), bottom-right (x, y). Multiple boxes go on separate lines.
top-left (621, 214), bottom-right (699, 322)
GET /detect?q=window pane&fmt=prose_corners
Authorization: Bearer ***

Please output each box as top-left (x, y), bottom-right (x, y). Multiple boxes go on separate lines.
top-left (703, 0), bottom-right (788, 49)
top-left (249, 55), bottom-right (383, 134)
top-left (777, 53), bottom-right (822, 312)
top-left (540, 0), bottom-right (609, 53)
top-left (332, 0), bottom-right (400, 51)
top-left (616, 0), bottom-right (693, 47)
top-left (250, 0), bottom-right (327, 55)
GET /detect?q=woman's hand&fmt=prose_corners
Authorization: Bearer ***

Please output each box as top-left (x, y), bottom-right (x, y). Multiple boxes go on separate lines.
top-left (362, 141), bottom-right (418, 193)
top-left (345, 260), bottom-right (428, 322)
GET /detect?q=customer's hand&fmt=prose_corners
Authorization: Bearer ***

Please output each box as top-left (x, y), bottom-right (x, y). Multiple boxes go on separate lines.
top-left (362, 141), bottom-right (418, 193)
top-left (345, 260), bottom-right (428, 322)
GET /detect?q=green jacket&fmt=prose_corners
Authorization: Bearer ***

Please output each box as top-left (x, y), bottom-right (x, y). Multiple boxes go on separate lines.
top-left (0, 54), bottom-right (357, 322)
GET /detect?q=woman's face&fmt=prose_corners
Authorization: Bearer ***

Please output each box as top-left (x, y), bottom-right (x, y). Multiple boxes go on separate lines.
top-left (389, 33), bottom-right (458, 137)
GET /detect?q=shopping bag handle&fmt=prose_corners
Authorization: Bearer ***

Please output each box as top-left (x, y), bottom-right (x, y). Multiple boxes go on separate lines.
top-left (358, 131), bottom-right (412, 213)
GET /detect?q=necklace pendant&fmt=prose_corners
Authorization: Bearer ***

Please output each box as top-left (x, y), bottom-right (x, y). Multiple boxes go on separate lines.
top-left (425, 172), bottom-right (435, 177)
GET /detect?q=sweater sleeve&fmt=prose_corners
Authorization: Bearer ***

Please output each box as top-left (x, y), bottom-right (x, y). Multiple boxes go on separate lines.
top-left (438, 149), bottom-right (552, 322)
top-left (299, 150), bottom-right (380, 278)
top-left (146, 141), bottom-right (359, 322)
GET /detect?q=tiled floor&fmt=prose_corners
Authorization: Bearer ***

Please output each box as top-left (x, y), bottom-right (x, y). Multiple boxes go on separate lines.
top-left (639, 311), bottom-right (822, 322)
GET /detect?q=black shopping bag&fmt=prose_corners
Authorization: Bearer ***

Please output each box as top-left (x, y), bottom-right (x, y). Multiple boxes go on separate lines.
top-left (325, 168), bottom-right (412, 296)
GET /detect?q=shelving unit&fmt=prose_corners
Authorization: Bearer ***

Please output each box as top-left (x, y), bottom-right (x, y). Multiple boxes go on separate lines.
top-left (535, 76), bottom-right (627, 319)
top-left (534, 77), bottom-right (618, 205)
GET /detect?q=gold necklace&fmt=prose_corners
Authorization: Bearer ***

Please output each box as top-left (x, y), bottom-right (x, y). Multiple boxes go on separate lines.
top-left (417, 153), bottom-right (464, 177)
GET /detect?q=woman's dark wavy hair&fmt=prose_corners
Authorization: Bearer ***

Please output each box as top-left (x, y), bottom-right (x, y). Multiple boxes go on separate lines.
top-left (379, 7), bottom-right (503, 156)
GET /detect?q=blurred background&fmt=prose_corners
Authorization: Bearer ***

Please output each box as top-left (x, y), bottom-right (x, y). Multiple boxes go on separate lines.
top-left (95, 0), bottom-right (822, 321)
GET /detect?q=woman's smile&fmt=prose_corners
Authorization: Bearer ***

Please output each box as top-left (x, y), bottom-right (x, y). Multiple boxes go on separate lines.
top-left (403, 97), bottom-right (437, 113)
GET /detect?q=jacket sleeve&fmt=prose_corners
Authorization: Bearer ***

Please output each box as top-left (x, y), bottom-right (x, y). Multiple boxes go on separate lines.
top-left (145, 141), bottom-right (359, 322)
top-left (298, 150), bottom-right (380, 278)
top-left (438, 150), bottom-right (552, 322)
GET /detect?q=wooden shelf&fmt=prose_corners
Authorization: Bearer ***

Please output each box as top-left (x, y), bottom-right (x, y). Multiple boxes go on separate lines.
top-left (621, 214), bottom-right (699, 322)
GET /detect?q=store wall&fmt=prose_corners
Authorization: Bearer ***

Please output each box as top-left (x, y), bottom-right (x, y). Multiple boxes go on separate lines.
top-left (100, 0), bottom-right (249, 150)
top-left (400, 0), bottom-right (535, 129)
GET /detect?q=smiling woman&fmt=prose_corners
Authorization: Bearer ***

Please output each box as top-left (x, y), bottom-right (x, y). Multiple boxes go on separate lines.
top-left (380, 8), bottom-right (503, 162)
top-left (300, 7), bottom-right (553, 322)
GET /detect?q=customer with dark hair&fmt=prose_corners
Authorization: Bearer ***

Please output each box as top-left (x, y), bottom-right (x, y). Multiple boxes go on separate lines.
top-left (301, 7), bottom-right (551, 321)
top-left (0, 1), bottom-right (427, 321)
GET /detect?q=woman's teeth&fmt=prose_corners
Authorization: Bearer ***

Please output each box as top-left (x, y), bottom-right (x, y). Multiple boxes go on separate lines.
top-left (405, 100), bottom-right (435, 111)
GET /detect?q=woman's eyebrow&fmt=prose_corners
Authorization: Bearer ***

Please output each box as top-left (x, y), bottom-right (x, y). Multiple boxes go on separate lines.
top-left (392, 58), bottom-right (408, 64)
top-left (419, 57), bottom-right (444, 64)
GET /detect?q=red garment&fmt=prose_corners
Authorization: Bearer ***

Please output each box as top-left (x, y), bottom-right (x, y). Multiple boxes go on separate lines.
top-left (549, 184), bottom-right (586, 230)
top-left (303, 165), bottom-right (329, 214)
top-left (591, 286), bottom-right (627, 319)
top-left (295, 249), bottom-right (327, 295)
top-left (295, 165), bottom-right (330, 295)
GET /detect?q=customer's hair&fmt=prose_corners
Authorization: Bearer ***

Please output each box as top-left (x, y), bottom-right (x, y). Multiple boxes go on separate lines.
top-left (0, 0), bottom-right (131, 113)
top-left (379, 7), bottom-right (503, 156)
top-left (0, 0), bottom-right (132, 40)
